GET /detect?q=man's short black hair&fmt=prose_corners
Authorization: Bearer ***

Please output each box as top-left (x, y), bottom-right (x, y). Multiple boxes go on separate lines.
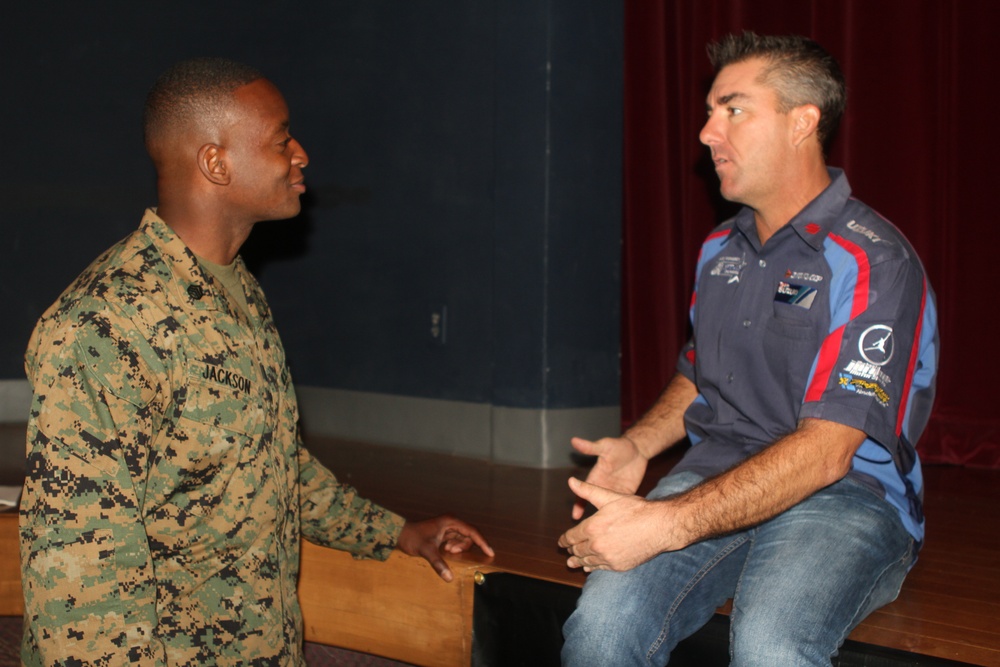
top-left (707, 32), bottom-right (846, 147)
top-left (143, 57), bottom-right (263, 149)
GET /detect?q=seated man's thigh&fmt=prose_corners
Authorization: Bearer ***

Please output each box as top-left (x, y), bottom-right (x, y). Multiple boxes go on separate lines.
top-left (730, 478), bottom-right (915, 666)
top-left (563, 473), bottom-right (748, 667)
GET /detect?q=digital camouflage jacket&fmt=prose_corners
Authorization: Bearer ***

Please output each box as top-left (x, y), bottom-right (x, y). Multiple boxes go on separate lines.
top-left (20, 209), bottom-right (405, 666)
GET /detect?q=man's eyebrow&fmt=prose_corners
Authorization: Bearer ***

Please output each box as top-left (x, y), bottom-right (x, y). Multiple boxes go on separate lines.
top-left (706, 91), bottom-right (751, 111)
top-left (713, 91), bottom-right (750, 106)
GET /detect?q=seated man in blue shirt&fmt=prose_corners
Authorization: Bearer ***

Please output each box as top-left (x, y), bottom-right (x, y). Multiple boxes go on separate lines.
top-left (559, 32), bottom-right (938, 666)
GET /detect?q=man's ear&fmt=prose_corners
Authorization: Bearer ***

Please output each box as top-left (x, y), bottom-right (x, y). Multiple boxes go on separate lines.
top-left (791, 104), bottom-right (821, 147)
top-left (197, 143), bottom-right (231, 185)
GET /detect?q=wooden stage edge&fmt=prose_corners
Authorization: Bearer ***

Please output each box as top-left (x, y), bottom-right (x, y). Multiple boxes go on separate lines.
top-left (307, 435), bottom-right (1000, 667)
top-left (0, 435), bottom-right (997, 666)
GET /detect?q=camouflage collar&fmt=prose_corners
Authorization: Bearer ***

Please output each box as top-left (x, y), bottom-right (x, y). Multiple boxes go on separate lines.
top-left (138, 208), bottom-right (226, 313)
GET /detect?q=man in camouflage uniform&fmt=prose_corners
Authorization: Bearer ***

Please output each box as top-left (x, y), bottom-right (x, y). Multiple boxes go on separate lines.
top-left (20, 58), bottom-right (493, 666)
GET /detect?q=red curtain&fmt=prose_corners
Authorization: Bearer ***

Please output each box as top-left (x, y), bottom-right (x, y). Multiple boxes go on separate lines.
top-left (622, 0), bottom-right (1000, 467)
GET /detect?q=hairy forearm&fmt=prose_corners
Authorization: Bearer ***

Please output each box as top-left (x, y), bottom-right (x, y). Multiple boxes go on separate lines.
top-left (623, 373), bottom-right (699, 459)
top-left (663, 419), bottom-right (865, 549)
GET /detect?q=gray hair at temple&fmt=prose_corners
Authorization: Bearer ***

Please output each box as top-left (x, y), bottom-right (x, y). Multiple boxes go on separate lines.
top-left (707, 31), bottom-right (846, 147)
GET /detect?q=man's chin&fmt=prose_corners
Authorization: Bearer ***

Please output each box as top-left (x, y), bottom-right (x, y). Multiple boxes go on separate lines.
top-left (719, 187), bottom-right (740, 204)
top-left (258, 204), bottom-right (303, 224)
top-left (718, 180), bottom-right (750, 206)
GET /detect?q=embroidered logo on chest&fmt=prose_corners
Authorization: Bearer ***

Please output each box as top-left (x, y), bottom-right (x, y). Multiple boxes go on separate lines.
top-left (784, 269), bottom-right (823, 283)
top-left (709, 256), bottom-right (746, 284)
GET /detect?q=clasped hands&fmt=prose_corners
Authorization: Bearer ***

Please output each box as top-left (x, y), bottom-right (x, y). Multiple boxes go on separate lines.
top-left (395, 436), bottom-right (685, 580)
top-left (558, 436), bottom-right (681, 573)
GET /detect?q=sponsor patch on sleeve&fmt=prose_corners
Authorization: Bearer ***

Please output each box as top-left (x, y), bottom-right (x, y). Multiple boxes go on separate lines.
top-left (837, 359), bottom-right (892, 407)
top-left (838, 372), bottom-right (891, 407)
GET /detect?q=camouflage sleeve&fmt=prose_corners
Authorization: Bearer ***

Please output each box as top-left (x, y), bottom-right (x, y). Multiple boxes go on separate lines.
top-left (20, 307), bottom-right (165, 665)
top-left (297, 443), bottom-right (405, 561)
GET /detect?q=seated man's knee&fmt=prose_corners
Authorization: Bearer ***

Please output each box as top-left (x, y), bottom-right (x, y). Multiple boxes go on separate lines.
top-left (730, 614), bottom-right (834, 667)
top-left (562, 573), bottom-right (655, 667)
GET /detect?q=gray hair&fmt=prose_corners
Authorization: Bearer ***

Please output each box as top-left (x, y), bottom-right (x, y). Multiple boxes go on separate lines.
top-left (708, 32), bottom-right (846, 147)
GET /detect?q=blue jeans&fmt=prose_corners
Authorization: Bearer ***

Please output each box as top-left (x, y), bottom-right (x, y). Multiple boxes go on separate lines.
top-left (562, 472), bottom-right (916, 666)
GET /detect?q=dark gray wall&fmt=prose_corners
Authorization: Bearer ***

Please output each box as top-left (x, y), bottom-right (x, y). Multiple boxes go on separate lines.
top-left (1, 1), bottom-right (622, 412)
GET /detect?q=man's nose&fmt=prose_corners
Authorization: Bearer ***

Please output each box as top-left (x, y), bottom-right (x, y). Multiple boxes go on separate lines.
top-left (292, 138), bottom-right (309, 168)
top-left (699, 113), bottom-right (721, 146)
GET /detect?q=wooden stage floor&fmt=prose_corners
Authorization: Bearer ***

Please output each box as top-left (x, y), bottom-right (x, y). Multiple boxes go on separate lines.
top-left (309, 435), bottom-right (1000, 666)
top-left (1, 421), bottom-right (996, 665)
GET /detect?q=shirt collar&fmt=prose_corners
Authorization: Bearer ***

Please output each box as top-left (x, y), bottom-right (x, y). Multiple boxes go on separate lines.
top-left (730, 168), bottom-right (852, 252)
top-left (138, 208), bottom-right (268, 327)
top-left (138, 208), bottom-right (225, 312)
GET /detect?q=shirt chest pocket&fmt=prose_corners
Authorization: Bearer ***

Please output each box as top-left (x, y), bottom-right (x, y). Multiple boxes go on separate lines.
top-left (766, 302), bottom-right (818, 341)
top-left (766, 277), bottom-right (826, 344)
top-left (154, 377), bottom-right (265, 518)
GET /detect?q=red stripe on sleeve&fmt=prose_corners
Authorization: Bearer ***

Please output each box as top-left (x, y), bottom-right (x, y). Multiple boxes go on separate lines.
top-left (895, 279), bottom-right (927, 436)
top-left (804, 234), bottom-right (871, 403)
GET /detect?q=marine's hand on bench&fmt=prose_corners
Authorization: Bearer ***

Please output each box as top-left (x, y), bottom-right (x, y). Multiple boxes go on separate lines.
top-left (397, 515), bottom-right (495, 582)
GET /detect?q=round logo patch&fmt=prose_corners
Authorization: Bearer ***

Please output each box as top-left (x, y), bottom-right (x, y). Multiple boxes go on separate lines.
top-left (859, 325), bottom-right (894, 366)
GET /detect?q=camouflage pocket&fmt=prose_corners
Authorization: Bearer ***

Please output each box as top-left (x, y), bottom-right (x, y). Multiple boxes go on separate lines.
top-left (156, 380), bottom-right (259, 517)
